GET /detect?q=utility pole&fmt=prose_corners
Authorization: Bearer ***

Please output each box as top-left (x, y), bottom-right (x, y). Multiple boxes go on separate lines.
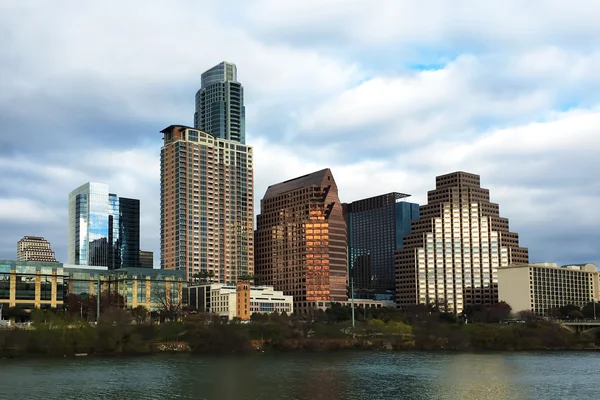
top-left (96, 277), bottom-right (100, 322)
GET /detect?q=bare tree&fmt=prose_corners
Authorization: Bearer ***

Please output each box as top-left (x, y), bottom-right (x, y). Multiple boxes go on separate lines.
top-left (152, 282), bottom-right (182, 322)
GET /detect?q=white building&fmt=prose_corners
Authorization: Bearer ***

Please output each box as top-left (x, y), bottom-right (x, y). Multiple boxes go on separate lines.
top-left (188, 283), bottom-right (293, 320)
top-left (498, 263), bottom-right (599, 315)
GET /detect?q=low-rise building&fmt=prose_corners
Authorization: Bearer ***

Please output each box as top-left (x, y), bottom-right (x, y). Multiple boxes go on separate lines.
top-left (498, 263), bottom-right (599, 315)
top-left (188, 283), bottom-right (293, 320)
top-left (0, 260), bottom-right (186, 313)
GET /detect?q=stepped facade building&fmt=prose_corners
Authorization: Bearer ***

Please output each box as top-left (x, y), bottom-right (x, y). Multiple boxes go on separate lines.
top-left (395, 172), bottom-right (529, 313)
top-left (17, 236), bottom-right (57, 262)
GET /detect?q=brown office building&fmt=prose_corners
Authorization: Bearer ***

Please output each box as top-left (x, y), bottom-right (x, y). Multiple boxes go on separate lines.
top-left (17, 236), bottom-right (57, 262)
top-left (160, 125), bottom-right (254, 283)
top-left (255, 169), bottom-right (348, 313)
top-left (395, 171), bottom-right (528, 314)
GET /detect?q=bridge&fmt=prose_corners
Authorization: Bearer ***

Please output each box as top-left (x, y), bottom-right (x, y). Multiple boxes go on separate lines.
top-left (555, 319), bottom-right (600, 333)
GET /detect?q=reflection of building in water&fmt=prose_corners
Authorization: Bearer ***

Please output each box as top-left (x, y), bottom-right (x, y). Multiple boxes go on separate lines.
top-left (439, 354), bottom-right (524, 399)
top-left (344, 193), bottom-right (419, 301)
top-left (396, 172), bottom-right (528, 314)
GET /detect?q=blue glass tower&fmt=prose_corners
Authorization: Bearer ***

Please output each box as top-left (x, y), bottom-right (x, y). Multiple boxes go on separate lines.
top-left (68, 183), bottom-right (140, 269)
top-left (343, 193), bottom-right (419, 300)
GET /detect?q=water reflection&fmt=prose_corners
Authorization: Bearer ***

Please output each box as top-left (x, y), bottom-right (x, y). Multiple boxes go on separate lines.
top-left (436, 353), bottom-right (528, 400)
top-left (1, 352), bottom-right (599, 399)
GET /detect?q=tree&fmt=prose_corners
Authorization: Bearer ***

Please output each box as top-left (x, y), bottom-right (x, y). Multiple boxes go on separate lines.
top-left (568, 310), bottom-right (584, 320)
top-left (131, 305), bottom-right (148, 324)
top-left (582, 302), bottom-right (600, 319)
top-left (152, 283), bottom-right (182, 322)
top-left (192, 273), bottom-right (200, 284)
top-left (559, 304), bottom-right (581, 319)
top-left (488, 302), bottom-right (512, 323)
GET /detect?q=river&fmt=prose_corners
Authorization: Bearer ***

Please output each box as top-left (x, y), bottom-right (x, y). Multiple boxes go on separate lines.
top-left (0, 351), bottom-right (597, 399)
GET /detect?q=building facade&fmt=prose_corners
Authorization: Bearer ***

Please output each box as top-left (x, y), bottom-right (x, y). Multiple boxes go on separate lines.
top-left (139, 251), bottom-right (154, 268)
top-left (68, 182), bottom-right (140, 269)
top-left (118, 197), bottom-right (140, 268)
top-left (17, 236), bottom-right (57, 262)
top-left (159, 125), bottom-right (254, 284)
top-left (395, 172), bottom-right (529, 314)
top-left (255, 169), bottom-right (348, 313)
top-left (344, 193), bottom-right (419, 300)
top-left (498, 263), bottom-right (599, 315)
top-left (194, 61), bottom-right (245, 144)
top-left (187, 283), bottom-right (293, 320)
top-left (0, 260), bottom-right (185, 313)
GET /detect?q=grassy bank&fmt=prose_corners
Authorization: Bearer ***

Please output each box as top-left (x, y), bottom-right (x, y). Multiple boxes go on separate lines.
top-left (0, 306), bottom-right (596, 358)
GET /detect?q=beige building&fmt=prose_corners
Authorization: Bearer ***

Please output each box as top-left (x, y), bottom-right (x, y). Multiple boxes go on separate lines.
top-left (396, 172), bottom-right (528, 314)
top-left (187, 283), bottom-right (293, 320)
top-left (498, 263), bottom-right (599, 315)
top-left (159, 125), bottom-right (254, 283)
top-left (17, 236), bottom-right (57, 263)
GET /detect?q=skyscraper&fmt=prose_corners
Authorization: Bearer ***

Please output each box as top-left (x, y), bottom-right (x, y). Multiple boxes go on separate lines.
top-left (68, 182), bottom-right (140, 269)
top-left (194, 61), bottom-right (245, 143)
top-left (17, 236), bottom-right (57, 262)
top-left (395, 172), bottom-right (529, 314)
top-left (118, 197), bottom-right (140, 268)
top-left (254, 169), bottom-right (347, 313)
top-left (344, 193), bottom-right (420, 301)
top-left (159, 125), bottom-right (254, 283)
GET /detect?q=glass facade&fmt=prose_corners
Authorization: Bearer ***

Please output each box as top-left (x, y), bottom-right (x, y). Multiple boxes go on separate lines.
top-left (345, 193), bottom-right (419, 301)
top-left (68, 183), bottom-right (140, 269)
top-left (118, 197), bottom-right (140, 268)
top-left (0, 260), bottom-right (185, 313)
top-left (0, 260), bottom-right (65, 310)
top-left (194, 62), bottom-right (245, 143)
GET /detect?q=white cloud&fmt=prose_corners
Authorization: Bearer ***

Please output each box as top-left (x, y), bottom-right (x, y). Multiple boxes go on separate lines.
top-left (0, 0), bottom-right (599, 267)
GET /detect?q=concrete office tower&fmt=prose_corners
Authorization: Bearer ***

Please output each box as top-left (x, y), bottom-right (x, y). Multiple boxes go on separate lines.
top-left (255, 169), bottom-right (347, 313)
top-left (160, 125), bottom-right (254, 283)
top-left (343, 193), bottom-right (419, 301)
top-left (194, 61), bottom-right (245, 144)
top-left (68, 182), bottom-right (140, 269)
top-left (17, 236), bottom-right (57, 262)
top-left (395, 172), bottom-right (529, 314)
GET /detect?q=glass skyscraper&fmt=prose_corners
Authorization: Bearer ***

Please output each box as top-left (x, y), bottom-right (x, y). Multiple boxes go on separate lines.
top-left (118, 197), bottom-right (140, 269)
top-left (194, 61), bottom-right (245, 144)
top-left (68, 182), bottom-right (140, 269)
top-left (343, 193), bottom-right (420, 301)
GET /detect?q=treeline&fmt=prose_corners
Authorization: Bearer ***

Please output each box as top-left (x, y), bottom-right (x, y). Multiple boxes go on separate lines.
top-left (0, 302), bottom-right (596, 358)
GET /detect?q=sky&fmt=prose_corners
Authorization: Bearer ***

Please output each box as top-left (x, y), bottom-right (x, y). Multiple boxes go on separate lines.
top-left (1, 0), bottom-right (599, 267)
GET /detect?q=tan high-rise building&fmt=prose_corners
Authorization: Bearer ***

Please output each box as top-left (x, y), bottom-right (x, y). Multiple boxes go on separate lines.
top-left (255, 169), bottom-right (348, 313)
top-left (395, 171), bottom-right (528, 314)
top-left (160, 125), bottom-right (254, 283)
top-left (17, 236), bottom-right (57, 262)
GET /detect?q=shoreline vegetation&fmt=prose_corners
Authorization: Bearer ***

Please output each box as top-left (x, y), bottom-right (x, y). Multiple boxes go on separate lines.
top-left (1, 303), bottom-right (599, 358)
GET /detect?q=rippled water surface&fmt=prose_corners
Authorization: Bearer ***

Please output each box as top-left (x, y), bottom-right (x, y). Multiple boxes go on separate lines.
top-left (0, 352), bottom-right (598, 399)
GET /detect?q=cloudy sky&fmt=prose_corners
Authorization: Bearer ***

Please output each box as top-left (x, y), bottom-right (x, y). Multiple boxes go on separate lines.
top-left (1, 0), bottom-right (598, 267)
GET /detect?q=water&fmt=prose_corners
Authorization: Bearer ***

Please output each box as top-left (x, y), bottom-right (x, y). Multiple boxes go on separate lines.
top-left (0, 352), bottom-right (598, 399)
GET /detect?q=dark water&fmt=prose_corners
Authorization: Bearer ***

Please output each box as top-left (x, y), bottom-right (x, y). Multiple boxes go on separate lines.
top-left (0, 351), bottom-right (598, 399)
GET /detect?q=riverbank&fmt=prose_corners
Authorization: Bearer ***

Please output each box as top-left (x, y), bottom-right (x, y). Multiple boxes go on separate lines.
top-left (1, 307), bottom-right (597, 358)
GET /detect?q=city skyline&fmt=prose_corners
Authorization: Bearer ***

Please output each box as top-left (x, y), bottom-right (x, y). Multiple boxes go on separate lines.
top-left (1, 1), bottom-right (599, 269)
